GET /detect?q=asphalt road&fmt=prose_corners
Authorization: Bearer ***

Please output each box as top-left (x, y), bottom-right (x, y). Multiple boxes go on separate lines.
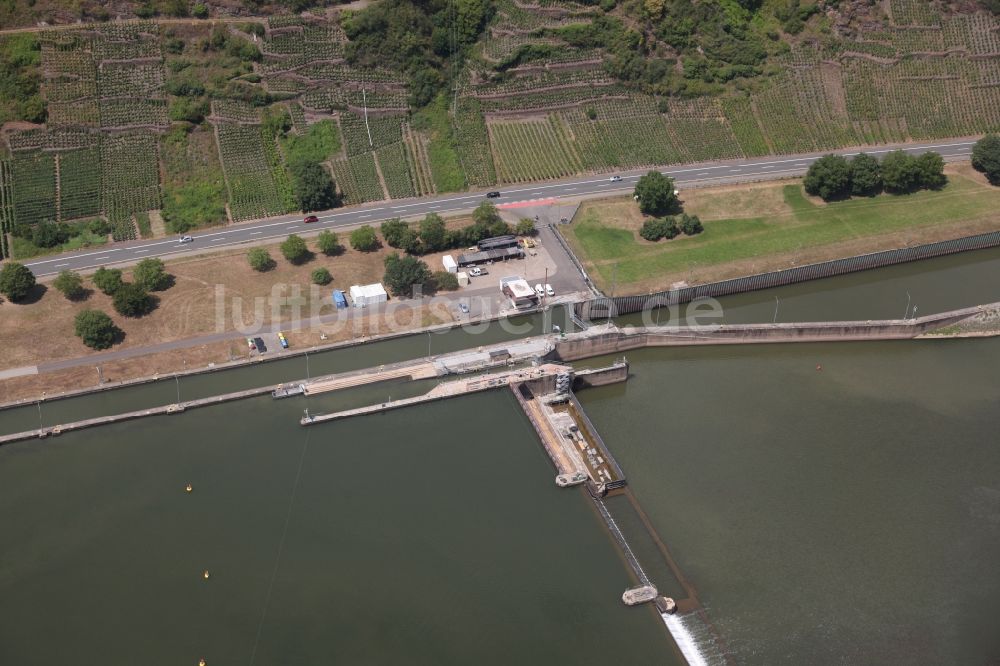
top-left (22, 137), bottom-right (979, 277)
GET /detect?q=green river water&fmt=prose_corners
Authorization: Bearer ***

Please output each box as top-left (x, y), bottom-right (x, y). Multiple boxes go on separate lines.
top-left (2, 247), bottom-right (1000, 664)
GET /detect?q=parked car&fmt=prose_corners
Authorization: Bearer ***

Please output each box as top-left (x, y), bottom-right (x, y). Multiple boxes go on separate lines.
top-left (469, 267), bottom-right (483, 277)
top-left (486, 191), bottom-right (501, 198)
top-left (179, 235), bottom-right (194, 244)
top-left (303, 215), bottom-right (319, 223)
top-left (534, 284), bottom-right (545, 297)
top-left (545, 284), bottom-right (554, 296)
top-left (609, 175), bottom-right (622, 182)
top-left (458, 303), bottom-right (469, 314)
top-left (277, 332), bottom-right (289, 349)
top-left (253, 337), bottom-right (267, 353)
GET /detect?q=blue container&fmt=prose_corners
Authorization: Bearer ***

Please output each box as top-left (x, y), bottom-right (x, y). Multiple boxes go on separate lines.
top-left (332, 289), bottom-right (347, 309)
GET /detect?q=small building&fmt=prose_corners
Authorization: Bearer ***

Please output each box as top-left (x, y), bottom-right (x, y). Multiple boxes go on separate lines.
top-left (500, 276), bottom-right (538, 309)
top-left (457, 247), bottom-right (524, 267)
top-left (478, 235), bottom-right (519, 251)
top-left (349, 282), bottom-right (388, 308)
top-left (456, 271), bottom-right (470, 286)
top-left (331, 289), bottom-right (348, 309)
top-left (442, 254), bottom-right (458, 273)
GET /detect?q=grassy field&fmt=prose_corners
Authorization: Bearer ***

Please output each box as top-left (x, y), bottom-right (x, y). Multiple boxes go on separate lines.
top-left (565, 165), bottom-right (1000, 294)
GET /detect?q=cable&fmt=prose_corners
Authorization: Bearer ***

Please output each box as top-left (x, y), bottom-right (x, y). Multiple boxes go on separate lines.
top-left (248, 428), bottom-right (312, 665)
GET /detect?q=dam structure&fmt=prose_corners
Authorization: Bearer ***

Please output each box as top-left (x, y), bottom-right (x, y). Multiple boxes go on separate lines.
top-left (5, 303), bottom-right (998, 665)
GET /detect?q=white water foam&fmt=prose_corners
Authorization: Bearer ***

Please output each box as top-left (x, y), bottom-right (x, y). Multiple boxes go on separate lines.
top-left (662, 612), bottom-right (710, 666)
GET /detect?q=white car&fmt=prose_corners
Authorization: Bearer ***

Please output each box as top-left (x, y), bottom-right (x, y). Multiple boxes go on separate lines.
top-left (469, 267), bottom-right (483, 277)
top-left (178, 235), bottom-right (194, 244)
top-left (609, 175), bottom-right (622, 182)
top-left (545, 284), bottom-right (554, 297)
top-left (534, 284), bottom-right (545, 297)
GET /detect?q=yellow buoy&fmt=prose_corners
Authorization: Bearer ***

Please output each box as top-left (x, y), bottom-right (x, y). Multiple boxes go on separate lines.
top-left (199, 660), bottom-right (206, 666)
top-left (185, 484), bottom-right (193, 493)
top-left (202, 570), bottom-right (210, 580)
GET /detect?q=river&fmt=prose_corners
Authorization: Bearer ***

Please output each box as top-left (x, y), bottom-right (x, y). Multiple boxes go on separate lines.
top-left (1, 247), bottom-right (999, 663)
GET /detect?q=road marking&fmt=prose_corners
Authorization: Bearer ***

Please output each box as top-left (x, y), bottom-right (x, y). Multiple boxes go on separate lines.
top-left (358, 214), bottom-right (372, 218)
top-left (93, 256), bottom-right (110, 260)
top-left (760, 165), bottom-right (774, 170)
top-left (134, 250), bottom-right (148, 254)
top-left (287, 225), bottom-right (298, 229)
top-left (696, 172), bottom-right (710, 176)
top-left (211, 237), bottom-right (224, 242)
top-left (55, 263), bottom-right (68, 267)
top-left (249, 231), bottom-right (262, 235)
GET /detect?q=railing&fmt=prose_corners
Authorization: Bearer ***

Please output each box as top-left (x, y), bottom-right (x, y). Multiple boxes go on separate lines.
top-left (576, 230), bottom-right (1000, 319)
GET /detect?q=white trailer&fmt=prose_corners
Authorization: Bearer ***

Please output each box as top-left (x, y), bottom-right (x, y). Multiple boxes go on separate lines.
top-left (442, 254), bottom-right (458, 273)
top-left (349, 283), bottom-right (388, 308)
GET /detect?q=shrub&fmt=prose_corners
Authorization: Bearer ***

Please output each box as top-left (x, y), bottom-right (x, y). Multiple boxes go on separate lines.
top-left (248, 247), bottom-right (274, 272)
top-left (92, 267), bottom-right (123, 295)
top-left (638, 217), bottom-right (680, 241)
top-left (516, 218), bottom-right (537, 236)
top-left (0, 262), bottom-right (36, 302)
top-left (74, 309), bottom-right (120, 350)
top-left (679, 214), bottom-right (703, 236)
top-left (431, 270), bottom-right (459, 291)
top-left (383, 253), bottom-right (431, 298)
top-left (192, 2), bottom-right (209, 18)
top-left (132, 258), bottom-right (171, 291)
top-left (971, 135), bottom-right (1000, 185)
top-left (634, 171), bottom-right (679, 216)
top-left (32, 220), bottom-right (69, 248)
top-left (311, 267), bottom-right (332, 285)
top-left (803, 154), bottom-right (852, 201)
top-left (280, 234), bottom-right (310, 264)
top-left (316, 230), bottom-right (343, 256)
top-left (112, 283), bottom-right (154, 317)
top-left (350, 225), bottom-right (380, 252)
top-left (53, 270), bottom-right (86, 300)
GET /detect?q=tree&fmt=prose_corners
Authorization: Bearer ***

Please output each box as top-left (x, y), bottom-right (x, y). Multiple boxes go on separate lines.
top-left (971, 135), bottom-right (1000, 185)
top-left (431, 270), bottom-right (459, 291)
top-left (290, 161), bottom-right (338, 212)
top-left (850, 153), bottom-right (882, 196)
top-left (53, 270), bottom-right (86, 300)
top-left (915, 151), bottom-right (947, 190)
top-left (679, 214), bottom-right (703, 236)
top-left (316, 230), bottom-right (343, 256)
top-left (383, 253), bottom-right (431, 298)
top-left (472, 201), bottom-right (502, 227)
top-left (92, 267), bottom-right (123, 295)
top-left (381, 219), bottom-right (411, 248)
top-left (516, 218), bottom-right (536, 236)
top-left (633, 171), bottom-right (679, 216)
top-left (419, 213), bottom-right (447, 252)
top-left (112, 283), bottom-right (154, 317)
top-left (0, 262), bottom-right (35, 302)
top-left (350, 225), bottom-right (380, 252)
top-left (311, 267), bottom-right (332, 285)
top-left (803, 154), bottom-right (852, 201)
top-left (247, 247), bottom-right (274, 272)
top-left (280, 234), bottom-right (310, 264)
top-left (132, 258), bottom-right (171, 291)
top-left (74, 309), bottom-right (120, 350)
top-left (881, 150), bottom-right (922, 193)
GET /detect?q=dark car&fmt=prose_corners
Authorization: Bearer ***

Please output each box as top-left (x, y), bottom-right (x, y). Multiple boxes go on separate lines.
top-left (253, 337), bottom-right (267, 353)
top-left (303, 215), bottom-right (319, 223)
top-left (486, 191), bottom-right (501, 198)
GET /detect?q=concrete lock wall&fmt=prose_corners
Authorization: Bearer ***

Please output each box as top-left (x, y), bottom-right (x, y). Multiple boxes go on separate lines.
top-left (575, 230), bottom-right (1000, 320)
